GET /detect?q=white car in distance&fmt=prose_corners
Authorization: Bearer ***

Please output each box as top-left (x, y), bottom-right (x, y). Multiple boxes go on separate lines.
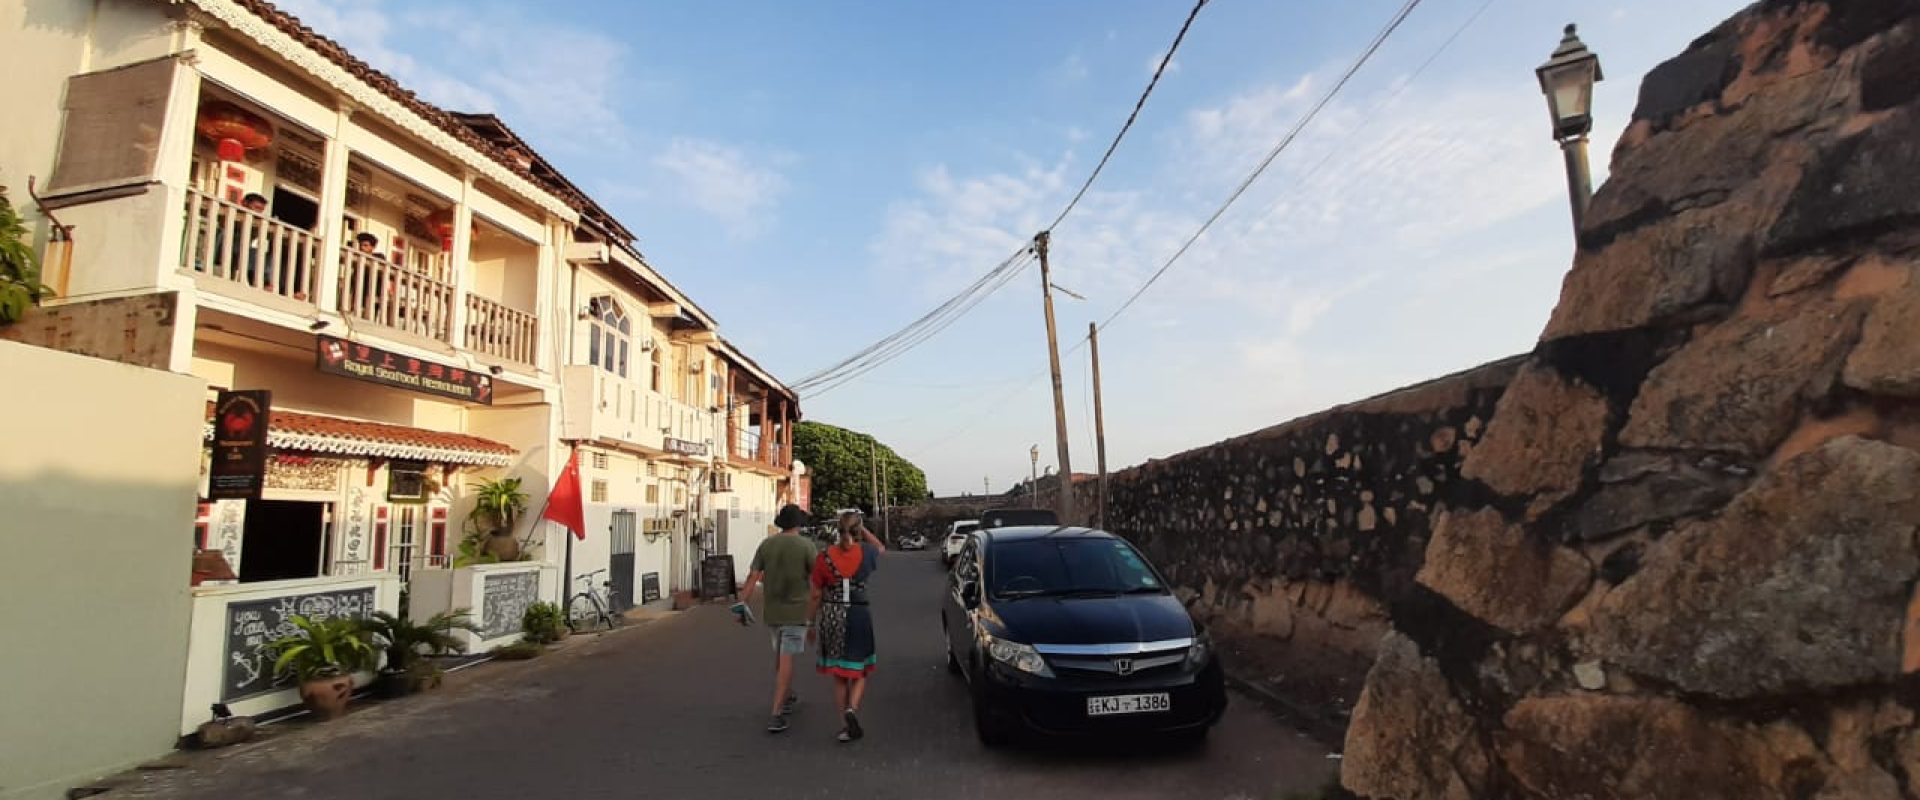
top-left (942, 520), bottom-right (980, 566)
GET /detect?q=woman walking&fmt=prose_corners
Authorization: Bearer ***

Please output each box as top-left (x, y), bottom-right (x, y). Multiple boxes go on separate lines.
top-left (808, 510), bottom-right (886, 742)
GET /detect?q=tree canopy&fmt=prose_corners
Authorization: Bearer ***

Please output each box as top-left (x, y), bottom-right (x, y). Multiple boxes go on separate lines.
top-left (792, 421), bottom-right (928, 515)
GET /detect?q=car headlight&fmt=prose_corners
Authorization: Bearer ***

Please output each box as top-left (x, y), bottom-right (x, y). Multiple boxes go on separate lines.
top-left (1186, 634), bottom-right (1213, 668)
top-left (985, 634), bottom-right (1054, 678)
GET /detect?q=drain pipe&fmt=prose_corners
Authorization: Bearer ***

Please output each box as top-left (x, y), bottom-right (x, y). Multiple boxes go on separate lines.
top-left (25, 176), bottom-right (74, 298)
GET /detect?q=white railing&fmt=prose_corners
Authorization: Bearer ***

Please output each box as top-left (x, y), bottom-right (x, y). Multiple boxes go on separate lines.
top-left (467, 294), bottom-right (538, 367)
top-left (337, 247), bottom-right (456, 342)
top-left (182, 188), bottom-right (320, 302)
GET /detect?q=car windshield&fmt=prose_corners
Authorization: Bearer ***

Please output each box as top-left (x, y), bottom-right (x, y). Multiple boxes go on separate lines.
top-left (988, 538), bottom-right (1165, 599)
top-left (955, 523), bottom-right (979, 535)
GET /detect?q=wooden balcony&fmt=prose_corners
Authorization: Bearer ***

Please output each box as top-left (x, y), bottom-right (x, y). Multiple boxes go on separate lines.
top-left (466, 294), bottom-right (537, 367)
top-left (337, 248), bottom-right (456, 343)
top-left (181, 188), bottom-right (320, 303)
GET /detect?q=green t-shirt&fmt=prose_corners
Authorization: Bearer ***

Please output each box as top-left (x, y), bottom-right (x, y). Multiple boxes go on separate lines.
top-left (750, 533), bottom-right (817, 626)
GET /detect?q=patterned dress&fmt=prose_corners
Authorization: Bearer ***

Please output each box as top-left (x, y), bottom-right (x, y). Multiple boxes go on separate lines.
top-left (813, 543), bottom-right (879, 678)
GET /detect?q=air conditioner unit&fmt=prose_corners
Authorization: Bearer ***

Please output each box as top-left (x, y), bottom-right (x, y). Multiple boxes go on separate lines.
top-left (710, 471), bottom-right (734, 493)
top-left (643, 517), bottom-right (675, 535)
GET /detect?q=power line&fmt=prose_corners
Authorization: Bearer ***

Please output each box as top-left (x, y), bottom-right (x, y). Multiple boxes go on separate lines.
top-left (1097, 0), bottom-right (1427, 333)
top-left (1047, 0), bottom-right (1210, 233)
top-left (793, 1), bottom-right (1211, 400)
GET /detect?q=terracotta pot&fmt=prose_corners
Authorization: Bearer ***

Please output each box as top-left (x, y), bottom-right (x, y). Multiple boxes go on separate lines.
top-left (483, 531), bottom-right (521, 561)
top-left (299, 674), bottom-right (355, 720)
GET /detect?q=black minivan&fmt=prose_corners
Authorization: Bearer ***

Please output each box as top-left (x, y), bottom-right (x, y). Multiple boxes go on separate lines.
top-left (941, 526), bottom-right (1226, 746)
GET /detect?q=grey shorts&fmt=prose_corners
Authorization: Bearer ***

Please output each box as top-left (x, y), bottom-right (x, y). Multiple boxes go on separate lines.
top-left (769, 625), bottom-right (807, 655)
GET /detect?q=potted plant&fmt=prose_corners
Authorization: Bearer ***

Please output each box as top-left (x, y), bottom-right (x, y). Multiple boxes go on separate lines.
top-left (360, 610), bottom-right (478, 699)
top-left (457, 477), bottom-right (528, 565)
top-left (271, 615), bottom-right (377, 720)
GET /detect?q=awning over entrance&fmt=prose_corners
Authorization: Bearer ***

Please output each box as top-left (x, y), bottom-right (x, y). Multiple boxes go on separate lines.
top-left (203, 403), bottom-right (516, 467)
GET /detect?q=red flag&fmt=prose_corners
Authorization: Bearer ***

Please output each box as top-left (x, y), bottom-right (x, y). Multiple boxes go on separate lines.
top-left (542, 450), bottom-right (587, 540)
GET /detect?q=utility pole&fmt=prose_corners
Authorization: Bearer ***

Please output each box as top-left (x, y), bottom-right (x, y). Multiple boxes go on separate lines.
top-left (869, 438), bottom-right (880, 518)
top-left (880, 454), bottom-right (891, 540)
top-left (1089, 322), bottom-right (1108, 529)
top-left (1029, 445), bottom-right (1039, 507)
top-left (1033, 231), bottom-right (1077, 524)
top-left (984, 476), bottom-right (990, 497)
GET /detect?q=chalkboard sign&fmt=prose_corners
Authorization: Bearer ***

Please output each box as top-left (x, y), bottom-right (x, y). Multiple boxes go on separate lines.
top-left (700, 555), bottom-right (737, 599)
top-left (480, 570), bottom-right (541, 640)
top-left (223, 587), bottom-right (376, 702)
top-left (640, 572), bottom-right (662, 604)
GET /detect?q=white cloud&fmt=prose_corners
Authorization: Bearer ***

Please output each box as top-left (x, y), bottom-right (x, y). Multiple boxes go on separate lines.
top-left (1147, 50), bottom-right (1181, 78)
top-left (652, 138), bottom-right (789, 238)
top-left (272, 0), bottom-right (630, 152)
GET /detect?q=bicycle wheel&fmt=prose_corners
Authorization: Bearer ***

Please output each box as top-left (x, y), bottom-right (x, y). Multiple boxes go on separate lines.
top-left (566, 594), bottom-right (608, 633)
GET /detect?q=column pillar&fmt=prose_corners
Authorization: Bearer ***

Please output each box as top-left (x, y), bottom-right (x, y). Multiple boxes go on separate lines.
top-left (313, 104), bottom-right (354, 313)
top-left (449, 174), bottom-right (475, 350)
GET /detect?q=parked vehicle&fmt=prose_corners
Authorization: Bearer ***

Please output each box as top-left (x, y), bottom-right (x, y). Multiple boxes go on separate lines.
top-left (942, 520), bottom-right (980, 565)
top-left (897, 533), bottom-right (928, 550)
top-left (979, 508), bottom-right (1059, 530)
top-left (941, 526), bottom-right (1226, 746)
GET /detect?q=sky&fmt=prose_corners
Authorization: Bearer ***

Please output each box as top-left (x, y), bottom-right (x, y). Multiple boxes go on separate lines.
top-left (275, 0), bottom-right (1751, 497)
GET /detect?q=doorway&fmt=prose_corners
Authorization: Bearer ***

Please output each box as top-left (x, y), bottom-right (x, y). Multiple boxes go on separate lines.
top-left (239, 500), bottom-right (329, 582)
top-left (609, 510), bottom-right (637, 612)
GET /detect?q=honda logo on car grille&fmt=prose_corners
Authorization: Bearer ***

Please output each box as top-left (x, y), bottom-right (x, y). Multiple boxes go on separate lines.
top-left (1113, 657), bottom-right (1135, 676)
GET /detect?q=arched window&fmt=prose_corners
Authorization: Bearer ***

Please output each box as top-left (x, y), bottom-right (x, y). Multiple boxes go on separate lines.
top-left (587, 296), bottom-right (629, 378)
top-left (650, 339), bottom-right (664, 392)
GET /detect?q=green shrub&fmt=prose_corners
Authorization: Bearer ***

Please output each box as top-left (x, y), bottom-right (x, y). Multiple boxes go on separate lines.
top-left (271, 616), bottom-right (378, 681)
top-left (521, 601), bottom-right (566, 644)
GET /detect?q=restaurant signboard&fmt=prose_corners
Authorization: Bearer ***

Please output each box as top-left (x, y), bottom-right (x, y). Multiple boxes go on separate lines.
top-left (316, 335), bottom-right (493, 404)
top-left (664, 437), bottom-right (708, 457)
top-left (209, 389), bottom-right (271, 499)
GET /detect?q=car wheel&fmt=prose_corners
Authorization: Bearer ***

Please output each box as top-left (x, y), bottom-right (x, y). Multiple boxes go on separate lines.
top-left (943, 621), bottom-right (962, 676)
top-left (971, 669), bottom-right (1013, 747)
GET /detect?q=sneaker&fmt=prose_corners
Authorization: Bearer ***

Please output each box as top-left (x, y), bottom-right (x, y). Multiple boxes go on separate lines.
top-left (782, 695), bottom-right (798, 715)
top-left (839, 709), bottom-right (864, 742)
top-left (767, 714), bottom-right (789, 734)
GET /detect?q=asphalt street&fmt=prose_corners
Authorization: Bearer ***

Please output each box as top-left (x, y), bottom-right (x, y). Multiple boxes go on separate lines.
top-left (119, 551), bottom-right (1338, 799)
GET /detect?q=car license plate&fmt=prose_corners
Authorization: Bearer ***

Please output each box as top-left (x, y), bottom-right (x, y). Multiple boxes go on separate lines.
top-left (1086, 693), bottom-right (1171, 717)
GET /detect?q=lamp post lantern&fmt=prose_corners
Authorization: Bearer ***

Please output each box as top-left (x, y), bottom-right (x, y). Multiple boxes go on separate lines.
top-left (1537, 23), bottom-right (1603, 231)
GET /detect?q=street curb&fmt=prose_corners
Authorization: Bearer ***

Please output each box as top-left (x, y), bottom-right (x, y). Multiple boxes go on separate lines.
top-left (1223, 672), bottom-right (1347, 749)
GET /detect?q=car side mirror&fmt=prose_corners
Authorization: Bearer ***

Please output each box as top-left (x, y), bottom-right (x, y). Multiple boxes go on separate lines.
top-left (961, 582), bottom-right (981, 609)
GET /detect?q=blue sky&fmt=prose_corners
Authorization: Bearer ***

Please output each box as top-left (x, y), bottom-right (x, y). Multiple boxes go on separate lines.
top-left (279, 0), bottom-right (1750, 496)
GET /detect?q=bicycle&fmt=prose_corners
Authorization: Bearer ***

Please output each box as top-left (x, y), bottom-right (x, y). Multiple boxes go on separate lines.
top-left (566, 568), bottom-right (620, 633)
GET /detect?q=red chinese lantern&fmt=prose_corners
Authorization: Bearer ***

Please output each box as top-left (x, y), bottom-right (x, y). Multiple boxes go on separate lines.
top-left (196, 101), bottom-right (274, 160)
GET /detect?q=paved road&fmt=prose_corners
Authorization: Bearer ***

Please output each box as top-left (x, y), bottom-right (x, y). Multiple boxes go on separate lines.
top-left (122, 551), bottom-right (1337, 799)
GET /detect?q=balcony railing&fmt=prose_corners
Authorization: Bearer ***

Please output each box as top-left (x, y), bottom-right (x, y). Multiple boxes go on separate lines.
top-left (182, 188), bottom-right (320, 302)
top-left (338, 248), bottom-right (456, 342)
top-left (466, 295), bottom-right (537, 367)
top-left (735, 429), bottom-right (761, 460)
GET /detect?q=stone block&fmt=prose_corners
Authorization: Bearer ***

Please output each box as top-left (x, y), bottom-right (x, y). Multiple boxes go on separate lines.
top-left (1769, 106), bottom-right (1920, 256)
top-left (1499, 695), bottom-right (1800, 800)
top-left (1588, 437), bottom-right (1920, 698)
top-left (1459, 364), bottom-right (1608, 512)
top-left (1844, 286), bottom-right (1920, 398)
top-left (1416, 508), bottom-right (1592, 635)
top-left (1564, 455), bottom-right (1745, 542)
top-left (1619, 299), bottom-right (1864, 457)
top-left (1341, 633), bottom-right (1488, 800)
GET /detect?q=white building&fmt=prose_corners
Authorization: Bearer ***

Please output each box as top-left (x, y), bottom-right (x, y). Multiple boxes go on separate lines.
top-left (0, 0), bottom-right (800, 787)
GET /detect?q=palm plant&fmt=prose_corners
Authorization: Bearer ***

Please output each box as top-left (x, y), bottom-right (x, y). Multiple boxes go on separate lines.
top-left (271, 615), bottom-right (378, 682)
top-left (459, 477), bottom-right (531, 565)
top-left (0, 188), bottom-right (53, 325)
top-left (360, 610), bottom-right (477, 673)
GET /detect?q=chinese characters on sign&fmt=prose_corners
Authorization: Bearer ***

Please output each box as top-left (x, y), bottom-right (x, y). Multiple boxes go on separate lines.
top-left (316, 335), bottom-right (493, 404)
top-left (210, 390), bottom-right (271, 499)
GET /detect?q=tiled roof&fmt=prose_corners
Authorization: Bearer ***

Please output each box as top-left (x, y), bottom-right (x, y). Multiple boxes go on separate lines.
top-left (227, 0), bottom-right (585, 213)
top-left (206, 402), bottom-right (516, 467)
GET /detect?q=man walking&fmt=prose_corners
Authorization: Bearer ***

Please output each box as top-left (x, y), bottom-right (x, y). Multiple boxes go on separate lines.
top-left (738, 504), bottom-right (816, 733)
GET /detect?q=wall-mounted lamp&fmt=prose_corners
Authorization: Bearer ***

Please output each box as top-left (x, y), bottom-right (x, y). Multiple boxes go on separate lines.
top-left (489, 365), bottom-right (505, 376)
top-left (309, 319), bottom-right (330, 331)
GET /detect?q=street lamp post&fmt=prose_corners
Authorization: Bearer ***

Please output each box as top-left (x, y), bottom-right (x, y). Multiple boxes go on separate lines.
top-left (1536, 23), bottom-right (1604, 232)
top-left (1029, 445), bottom-right (1039, 507)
